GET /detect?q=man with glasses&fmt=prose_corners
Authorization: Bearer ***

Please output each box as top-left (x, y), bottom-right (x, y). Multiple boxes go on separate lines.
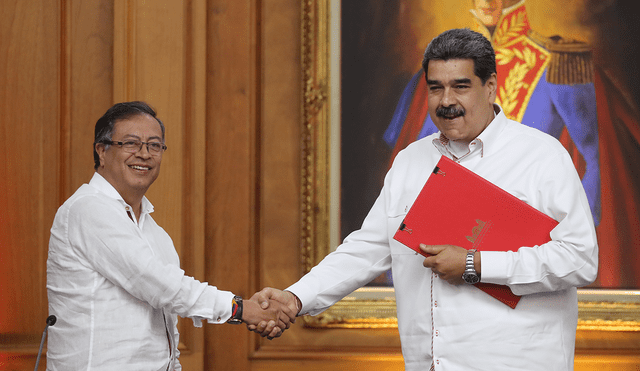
top-left (46, 101), bottom-right (294, 370)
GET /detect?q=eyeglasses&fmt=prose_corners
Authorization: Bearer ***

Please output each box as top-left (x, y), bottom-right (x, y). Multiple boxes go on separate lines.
top-left (102, 140), bottom-right (167, 154)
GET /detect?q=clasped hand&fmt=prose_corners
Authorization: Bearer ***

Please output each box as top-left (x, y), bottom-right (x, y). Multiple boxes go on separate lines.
top-left (241, 289), bottom-right (299, 339)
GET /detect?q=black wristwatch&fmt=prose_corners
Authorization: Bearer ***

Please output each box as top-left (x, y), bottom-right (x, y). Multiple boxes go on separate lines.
top-left (462, 249), bottom-right (481, 284)
top-left (227, 296), bottom-right (243, 324)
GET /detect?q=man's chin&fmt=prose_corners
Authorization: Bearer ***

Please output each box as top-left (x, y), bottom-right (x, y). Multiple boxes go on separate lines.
top-left (440, 129), bottom-right (467, 141)
top-left (434, 119), bottom-right (462, 132)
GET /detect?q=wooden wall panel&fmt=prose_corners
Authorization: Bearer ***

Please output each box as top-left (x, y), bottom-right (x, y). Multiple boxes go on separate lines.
top-left (0, 0), bottom-right (62, 349)
top-left (0, 1), bottom-right (113, 369)
top-left (204, 0), bottom-right (259, 369)
top-left (67, 0), bottom-right (115, 193)
top-left (113, 0), bottom-right (208, 369)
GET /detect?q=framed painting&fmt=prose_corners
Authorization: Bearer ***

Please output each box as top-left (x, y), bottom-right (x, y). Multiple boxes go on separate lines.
top-left (300, 0), bottom-right (640, 332)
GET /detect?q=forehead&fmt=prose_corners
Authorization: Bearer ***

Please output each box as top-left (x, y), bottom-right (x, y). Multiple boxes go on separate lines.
top-left (427, 59), bottom-right (477, 82)
top-left (113, 114), bottom-right (163, 138)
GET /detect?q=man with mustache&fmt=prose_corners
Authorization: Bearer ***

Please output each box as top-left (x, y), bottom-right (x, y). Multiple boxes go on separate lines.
top-left (254, 29), bottom-right (597, 370)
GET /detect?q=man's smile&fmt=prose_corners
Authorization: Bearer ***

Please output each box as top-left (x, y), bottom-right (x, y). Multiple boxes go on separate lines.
top-left (129, 164), bottom-right (151, 171)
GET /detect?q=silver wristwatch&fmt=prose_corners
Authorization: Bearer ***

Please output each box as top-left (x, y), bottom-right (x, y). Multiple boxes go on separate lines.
top-left (462, 249), bottom-right (480, 284)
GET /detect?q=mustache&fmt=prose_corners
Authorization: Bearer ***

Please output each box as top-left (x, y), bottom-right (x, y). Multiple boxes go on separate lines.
top-left (436, 106), bottom-right (465, 119)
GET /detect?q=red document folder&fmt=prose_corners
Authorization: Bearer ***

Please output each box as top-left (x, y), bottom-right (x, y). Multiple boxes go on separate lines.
top-left (393, 156), bottom-right (559, 308)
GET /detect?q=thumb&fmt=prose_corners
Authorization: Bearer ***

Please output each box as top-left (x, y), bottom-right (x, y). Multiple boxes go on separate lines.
top-left (419, 244), bottom-right (433, 256)
top-left (256, 288), bottom-right (273, 309)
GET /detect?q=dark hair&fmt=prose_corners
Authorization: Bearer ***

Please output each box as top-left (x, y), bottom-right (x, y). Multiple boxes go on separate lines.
top-left (422, 28), bottom-right (496, 84)
top-left (93, 101), bottom-right (165, 169)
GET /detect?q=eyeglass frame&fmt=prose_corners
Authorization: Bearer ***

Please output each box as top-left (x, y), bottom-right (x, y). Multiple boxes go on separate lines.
top-left (98, 139), bottom-right (168, 155)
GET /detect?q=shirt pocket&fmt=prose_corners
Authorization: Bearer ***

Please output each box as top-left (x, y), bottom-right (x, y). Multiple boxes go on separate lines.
top-left (387, 201), bottom-right (415, 256)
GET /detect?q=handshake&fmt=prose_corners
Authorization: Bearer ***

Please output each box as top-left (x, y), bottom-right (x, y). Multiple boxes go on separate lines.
top-left (239, 288), bottom-right (300, 339)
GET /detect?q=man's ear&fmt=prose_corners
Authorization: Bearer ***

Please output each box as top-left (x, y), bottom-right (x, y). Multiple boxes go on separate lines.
top-left (95, 143), bottom-right (106, 168)
top-left (486, 73), bottom-right (498, 103)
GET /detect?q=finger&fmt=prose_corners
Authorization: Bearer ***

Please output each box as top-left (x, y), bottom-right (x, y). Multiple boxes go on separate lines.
top-left (276, 316), bottom-right (291, 330)
top-left (423, 255), bottom-right (437, 269)
top-left (260, 320), bottom-right (277, 336)
top-left (279, 302), bottom-right (297, 322)
top-left (278, 313), bottom-right (292, 329)
top-left (419, 244), bottom-right (438, 256)
top-left (419, 244), bottom-right (429, 254)
top-left (267, 327), bottom-right (282, 340)
top-left (255, 320), bottom-right (268, 333)
top-left (283, 305), bottom-right (298, 322)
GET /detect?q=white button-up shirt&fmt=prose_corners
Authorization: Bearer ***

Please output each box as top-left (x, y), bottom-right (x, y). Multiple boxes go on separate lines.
top-left (47, 173), bottom-right (234, 371)
top-left (288, 105), bottom-right (598, 370)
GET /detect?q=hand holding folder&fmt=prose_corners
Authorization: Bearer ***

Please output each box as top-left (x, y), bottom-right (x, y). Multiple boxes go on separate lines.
top-left (393, 156), bottom-right (559, 308)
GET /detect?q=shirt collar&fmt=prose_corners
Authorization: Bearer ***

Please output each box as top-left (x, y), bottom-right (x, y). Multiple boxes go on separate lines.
top-left (432, 104), bottom-right (508, 160)
top-left (89, 172), bottom-right (154, 215)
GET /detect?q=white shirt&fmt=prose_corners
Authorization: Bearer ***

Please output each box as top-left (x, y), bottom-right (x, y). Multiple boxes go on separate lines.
top-left (47, 173), bottom-right (234, 371)
top-left (288, 105), bottom-right (598, 370)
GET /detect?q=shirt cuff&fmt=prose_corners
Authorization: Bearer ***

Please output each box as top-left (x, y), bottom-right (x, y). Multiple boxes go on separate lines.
top-left (285, 281), bottom-right (316, 316)
top-left (204, 290), bottom-right (235, 326)
top-left (479, 251), bottom-right (509, 285)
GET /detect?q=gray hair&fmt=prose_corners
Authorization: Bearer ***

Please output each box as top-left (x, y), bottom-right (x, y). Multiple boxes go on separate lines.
top-left (422, 28), bottom-right (496, 84)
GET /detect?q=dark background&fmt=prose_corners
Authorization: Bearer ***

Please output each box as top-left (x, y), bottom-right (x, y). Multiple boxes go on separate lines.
top-left (340, 1), bottom-right (417, 240)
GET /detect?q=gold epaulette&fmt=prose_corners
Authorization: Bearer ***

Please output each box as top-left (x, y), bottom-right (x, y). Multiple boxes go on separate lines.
top-left (528, 30), bottom-right (594, 85)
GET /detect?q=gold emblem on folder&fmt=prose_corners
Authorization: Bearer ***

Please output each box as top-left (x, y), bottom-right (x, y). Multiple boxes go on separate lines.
top-left (466, 219), bottom-right (487, 244)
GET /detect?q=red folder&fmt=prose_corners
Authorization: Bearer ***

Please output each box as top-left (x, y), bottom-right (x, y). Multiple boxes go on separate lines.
top-left (393, 156), bottom-right (559, 308)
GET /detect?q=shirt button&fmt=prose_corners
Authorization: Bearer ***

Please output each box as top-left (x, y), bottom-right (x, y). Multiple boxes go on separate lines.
top-left (217, 316), bottom-right (222, 322)
top-left (437, 359), bottom-right (440, 365)
top-left (434, 301), bottom-right (438, 307)
top-left (435, 330), bottom-right (439, 337)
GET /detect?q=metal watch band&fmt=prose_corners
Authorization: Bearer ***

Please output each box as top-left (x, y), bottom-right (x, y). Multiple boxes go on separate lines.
top-left (462, 249), bottom-right (480, 284)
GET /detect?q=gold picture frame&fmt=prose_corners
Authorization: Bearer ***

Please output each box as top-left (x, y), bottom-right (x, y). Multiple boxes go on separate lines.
top-left (300, 0), bottom-right (640, 334)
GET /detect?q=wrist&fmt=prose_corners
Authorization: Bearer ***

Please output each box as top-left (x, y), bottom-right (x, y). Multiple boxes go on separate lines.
top-left (474, 250), bottom-right (481, 274)
top-left (462, 249), bottom-right (481, 284)
top-left (227, 295), bottom-right (243, 324)
top-left (285, 290), bottom-right (302, 315)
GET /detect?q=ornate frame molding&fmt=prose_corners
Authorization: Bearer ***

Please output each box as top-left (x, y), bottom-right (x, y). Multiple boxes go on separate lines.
top-left (300, 0), bottom-right (640, 334)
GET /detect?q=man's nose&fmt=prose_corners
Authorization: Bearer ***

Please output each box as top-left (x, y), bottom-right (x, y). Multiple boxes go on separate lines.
top-left (135, 143), bottom-right (152, 158)
top-left (441, 87), bottom-right (456, 106)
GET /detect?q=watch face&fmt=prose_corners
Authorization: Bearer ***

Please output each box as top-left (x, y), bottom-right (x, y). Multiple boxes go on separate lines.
top-left (463, 272), bottom-right (480, 284)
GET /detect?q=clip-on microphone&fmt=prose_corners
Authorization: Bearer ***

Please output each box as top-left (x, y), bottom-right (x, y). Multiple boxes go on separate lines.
top-left (34, 315), bottom-right (56, 371)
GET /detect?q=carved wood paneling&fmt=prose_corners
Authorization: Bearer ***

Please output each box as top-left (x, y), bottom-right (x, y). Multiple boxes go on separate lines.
top-left (204, 0), bottom-right (259, 369)
top-left (0, 1), bottom-right (112, 370)
top-left (0, 0), bottom-right (62, 353)
top-left (113, 0), bottom-right (208, 369)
